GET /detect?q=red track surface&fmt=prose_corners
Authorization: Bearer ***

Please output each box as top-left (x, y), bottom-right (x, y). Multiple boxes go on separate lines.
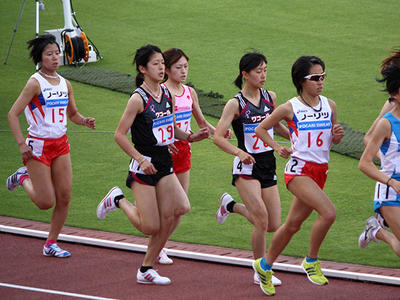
top-left (1, 233), bottom-right (399, 299)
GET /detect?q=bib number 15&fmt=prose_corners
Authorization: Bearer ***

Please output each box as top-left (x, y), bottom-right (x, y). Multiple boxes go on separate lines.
top-left (47, 108), bottom-right (65, 123)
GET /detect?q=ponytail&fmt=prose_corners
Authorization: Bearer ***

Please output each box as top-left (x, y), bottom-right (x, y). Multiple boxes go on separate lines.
top-left (136, 73), bottom-right (144, 87)
top-left (234, 74), bottom-right (243, 89)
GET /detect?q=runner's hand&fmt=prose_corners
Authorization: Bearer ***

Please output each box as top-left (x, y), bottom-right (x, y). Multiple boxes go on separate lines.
top-left (237, 149), bottom-right (255, 165)
top-left (224, 128), bottom-right (233, 139)
top-left (276, 146), bottom-right (292, 159)
top-left (20, 143), bottom-right (33, 161)
top-left (84, 117), bottom-right (96, 129)
top-left (140, 160), bottom-right (157, 175)
top-left (190, 127), bottom-right (210, 142)
top-left (168, 143), bottom-right (179, 155)
top-left (388, 178), bottom-right (400, 194)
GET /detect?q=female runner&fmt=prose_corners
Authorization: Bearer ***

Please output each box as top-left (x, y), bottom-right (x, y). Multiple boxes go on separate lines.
top-left (213, 52), bottom-right (289, 287)
top-left (358, 48), bottom-right (400, 257)
top-left (7, 34), bottom-right (96, 257)
top-left (96, 44), bottom-right (208, 285)
top-left (157, 48), bottom-right (232, 264)
top-left (253, 56), bottom-right (344, 296)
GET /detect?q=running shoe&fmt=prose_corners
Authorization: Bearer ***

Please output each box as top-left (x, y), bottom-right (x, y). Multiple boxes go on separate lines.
top-left (254, 271), bottom-right (282, 286)
top-left (136, 268), bottom-right (171, 285)
top-left (358, 216), bottom-right (381, 248)
top-left (301, 258), bottom-right (328, 285)
top-left (252, 258), bottom-right (275, 296)
top-left (43, 243), bottom-right (71, 258)
top-left (216, 193), bottom-right (233, 224)
top-left (97, 186), bottom-right (123, 219)
top-left (6, 166), bottom-right (28, 191)
top-left (158, 248), bottom-right (173, 265)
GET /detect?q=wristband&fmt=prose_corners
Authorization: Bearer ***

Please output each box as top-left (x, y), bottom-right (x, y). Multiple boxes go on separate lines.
top-left (81, 117), bottom-right (87, 125)
top-left (138, 158), bottom-right (146, 165)
top-left (386, 177), bottom-right (393, 185)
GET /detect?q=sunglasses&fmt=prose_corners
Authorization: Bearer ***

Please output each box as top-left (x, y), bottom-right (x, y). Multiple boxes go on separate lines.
top-left (304, 72), bottom-right (326, 81)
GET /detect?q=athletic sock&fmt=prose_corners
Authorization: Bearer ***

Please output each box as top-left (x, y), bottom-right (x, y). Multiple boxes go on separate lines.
top-left (260, 257), bottom-right (272, 271)
top-left (45, 239), bottom-right (57, 247)
top-left (114, 194), bottom-right (124, 208)
top-left (306, 256), bottom-right (318, 263)
top-left (140, 266), bottom-right (153, 273)
top-left (226, 200), bottom-right (236, 213)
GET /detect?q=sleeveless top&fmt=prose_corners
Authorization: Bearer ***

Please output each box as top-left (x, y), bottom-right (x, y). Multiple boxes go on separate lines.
top-left (165, 83), bottom-right (193, 135)
top-left (231, 88), bottom-right (274, 154)
top-left (379, 112), bottom-right (400, 179)
top-left (130, 85), bottom-right (174, 150)
top-left (24, 72), bottom-right (69, 138)
top-left (286, 96), bottom-right (332, 164)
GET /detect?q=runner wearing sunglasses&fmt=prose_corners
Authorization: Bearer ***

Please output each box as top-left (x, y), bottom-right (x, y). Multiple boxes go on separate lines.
top-left (252, 56), bottom-right (344, 296)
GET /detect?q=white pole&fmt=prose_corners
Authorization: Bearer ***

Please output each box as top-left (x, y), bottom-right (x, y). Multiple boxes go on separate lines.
top-left (35, 0), bottom-right (39, 71)
top-left (62, 0), bottom-right (76, 36)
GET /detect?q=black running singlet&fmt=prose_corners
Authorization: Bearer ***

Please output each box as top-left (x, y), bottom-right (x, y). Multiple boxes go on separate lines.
top-left (231, 88), bottom-right (275, 154)
top-left (130, 86), bottom-right (174, 149)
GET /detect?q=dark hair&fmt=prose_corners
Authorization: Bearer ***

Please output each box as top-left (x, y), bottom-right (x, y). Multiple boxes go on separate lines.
top-left (377, 48), bottom-right (400, 101)
top-left (291, 56), bottom-right (325, 95)
top-left (376, 64), bottom-right (400, 100)
top-left (132, 44), bottom-right (163, 87)
top-left (234, 52), bottom-right (267, 89)
top-left (380, 47), bottom-right (400, 71)
top-left (27, 34), bottom-right (60, 65)
top-left (163, 48), bottom-right (189, 69)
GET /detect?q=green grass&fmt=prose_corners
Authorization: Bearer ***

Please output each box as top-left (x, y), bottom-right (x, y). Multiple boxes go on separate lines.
top-left (1, 0), bottom-right (400, 268)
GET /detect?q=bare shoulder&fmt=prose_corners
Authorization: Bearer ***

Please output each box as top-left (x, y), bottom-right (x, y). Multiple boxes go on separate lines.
top-left (267, 90), bottom-right (277, 100)
top-left (327, 97), bottom-right (337, 108)
top-left (188, 86), bottom-right (198, 96)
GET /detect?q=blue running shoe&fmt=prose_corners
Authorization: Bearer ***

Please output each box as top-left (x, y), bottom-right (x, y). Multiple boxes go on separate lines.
top-left (43, 243), bottom-right (71, 258)
top-left (6, 167), bottom-right (28, 191)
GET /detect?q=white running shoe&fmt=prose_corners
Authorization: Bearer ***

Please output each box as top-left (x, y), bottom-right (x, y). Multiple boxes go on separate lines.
top-left (137, 268), bottom-right (171, 285)
top-left (43, 243), bottom-right (71, 258)
top-left (254, 270), bottom-right (282, 286)
top-left (97, 186), bottom-right (123, 219)
top-left (216, 193), bottom-right (233, 224)
top-left (358, 216), bottom-right (381, 248)
top-left (6, 166), bottom-right (28, 191)
top-left (158, 248), bottom-right (173, 265)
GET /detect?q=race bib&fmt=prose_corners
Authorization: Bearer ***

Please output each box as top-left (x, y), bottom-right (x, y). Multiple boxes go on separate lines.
top-left (232, 156), bottom-right (253, 176)
top-left (129, 155), bottom-right (151, 175)
top-left (284, 157), bottom-right (306, 175)
top-left (152, 114), bottom-right (174, 146)
top-left (175, 111), bottom-right (192, 133)
top-left (243, 123), bottom-right (272, 154)
top-left (44, 98), bottom-right (68, 125)
top-left (26, 137), bottom-right (44, 158)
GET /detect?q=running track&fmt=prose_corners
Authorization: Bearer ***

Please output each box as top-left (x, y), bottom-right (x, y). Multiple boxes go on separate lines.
top-left (1, 217), bottom-right (399, 299)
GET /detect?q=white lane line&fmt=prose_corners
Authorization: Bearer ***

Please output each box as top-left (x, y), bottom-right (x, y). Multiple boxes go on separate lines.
top-left (0, 282), bottom-right (117, 300)
top-left (1, 224), bottom-right (399, 286)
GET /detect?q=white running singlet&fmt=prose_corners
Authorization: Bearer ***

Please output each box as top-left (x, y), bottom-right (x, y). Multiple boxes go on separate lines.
top-left (287, 96), bottom-right (332, 164)
top-left (24, 73), bottom-right (69, 139)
